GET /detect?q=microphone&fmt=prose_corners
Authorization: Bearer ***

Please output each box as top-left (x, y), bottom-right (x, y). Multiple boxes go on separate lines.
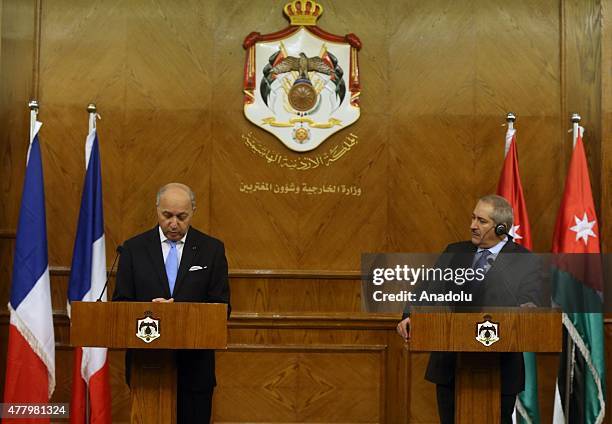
top-left (97, 245), bottom-right (123, 302)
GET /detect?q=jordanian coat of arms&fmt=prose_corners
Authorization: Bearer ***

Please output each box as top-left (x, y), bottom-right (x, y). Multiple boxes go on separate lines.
top-left (475, 319), bottom-right (500, 347)
top-left (243, 0), bottom-right (361, 152)
top-left (136, 312), bottom-right (161, 344)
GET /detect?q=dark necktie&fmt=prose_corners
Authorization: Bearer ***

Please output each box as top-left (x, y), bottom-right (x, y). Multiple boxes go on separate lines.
top-left (474, 249), bottom-right (492, 271)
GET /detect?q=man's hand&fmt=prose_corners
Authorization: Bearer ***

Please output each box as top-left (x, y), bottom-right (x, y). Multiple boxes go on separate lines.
top-left (396, 317), bottom-right (410, 341)
top-left (152, 298), bottom-right (174, 303)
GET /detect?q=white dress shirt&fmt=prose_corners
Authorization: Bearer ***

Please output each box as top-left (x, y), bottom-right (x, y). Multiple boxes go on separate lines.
top-left (159, 226), bottom-right (187, 265)
top-left (473, 237), bottom-right (508, 272)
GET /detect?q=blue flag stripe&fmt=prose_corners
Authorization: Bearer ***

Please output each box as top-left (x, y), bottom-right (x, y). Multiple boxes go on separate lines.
top-left (68, 133), bottom-right (104, 301)
top-left (10, 134), bottom-right (49, 309)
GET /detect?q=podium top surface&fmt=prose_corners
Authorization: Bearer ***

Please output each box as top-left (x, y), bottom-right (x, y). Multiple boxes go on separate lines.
top-left (70, 301), bottom-right (228, 349)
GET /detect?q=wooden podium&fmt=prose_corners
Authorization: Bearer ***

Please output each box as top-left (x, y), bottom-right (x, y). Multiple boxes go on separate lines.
top-left (409, 309), bottom-right (561, 424)
top-left (70, 301), bottom-right (228, 424)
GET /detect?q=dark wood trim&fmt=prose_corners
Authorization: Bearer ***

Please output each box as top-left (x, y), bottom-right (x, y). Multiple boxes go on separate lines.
top-left (228, 312), bottom-right (399, 329)
top-left (229, 269), bottom-right (361, 279)
top-left (43, 266), bottom-right (362, 279)
top-left (0, 230), bottom-right (16, 239)
top-left (225, 344), bottom-right (388, 352)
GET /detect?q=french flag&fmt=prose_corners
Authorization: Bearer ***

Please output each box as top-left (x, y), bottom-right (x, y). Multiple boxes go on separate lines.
top-left (67, 127), bottom-right (111, 423)
top-left (3, 120), bottom-right (56, 416)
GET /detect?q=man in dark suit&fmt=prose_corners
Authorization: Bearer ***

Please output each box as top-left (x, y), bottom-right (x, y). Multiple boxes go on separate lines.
top-left (396, 194), bottom-right (541, 424)
top-left (113, 182), bottom-right (230, 423)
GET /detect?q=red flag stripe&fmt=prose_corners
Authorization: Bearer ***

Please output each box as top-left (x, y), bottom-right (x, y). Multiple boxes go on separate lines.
top-left (3, 325), bottom-right (50, 424)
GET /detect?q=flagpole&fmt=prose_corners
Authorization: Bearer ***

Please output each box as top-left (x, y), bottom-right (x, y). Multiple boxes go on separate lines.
top-left (84, 103), bottom-right (98, 424)
top-left (571, 113), bottom-right (580, 149)
top-left (504, 112), bottom-right (515, 158)
top-left (563, 112), bottom-right (582, 424)
top-left (506, 112), bottom-right (515, 130)
top-left (29, 100), bottom-right (39, 144)
top-left (87, 103), bottom-right (97, 133)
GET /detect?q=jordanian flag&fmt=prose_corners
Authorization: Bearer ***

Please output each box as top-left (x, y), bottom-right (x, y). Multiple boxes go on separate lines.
top-left (496, 125), bottom-right (539, 424)
top-left (552, 127), bottom-right (605, 423)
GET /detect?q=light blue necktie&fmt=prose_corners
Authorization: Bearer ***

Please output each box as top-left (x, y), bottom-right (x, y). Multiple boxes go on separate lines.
top-left (165, 240), bottom-right (178, 294)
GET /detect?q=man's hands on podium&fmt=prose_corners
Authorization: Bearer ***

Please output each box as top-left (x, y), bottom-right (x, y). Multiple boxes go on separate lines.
top-left (396, 317), bottom-right (410, 342)
top-left (152, 298), bottom-right (174, 303)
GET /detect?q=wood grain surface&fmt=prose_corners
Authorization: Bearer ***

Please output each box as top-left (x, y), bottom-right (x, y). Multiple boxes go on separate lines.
top-left (409, 310), bottom-right (561, 352)
top-left (0, 0), bottom-right (609, 423)
top-left (70, 301), bottom-right (228, 349)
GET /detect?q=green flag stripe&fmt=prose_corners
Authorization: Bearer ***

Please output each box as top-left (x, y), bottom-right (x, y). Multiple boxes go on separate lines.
top-left (562, 313), bottom-right (605, 424)
top-left (517, 351), bottom-right (539, 423)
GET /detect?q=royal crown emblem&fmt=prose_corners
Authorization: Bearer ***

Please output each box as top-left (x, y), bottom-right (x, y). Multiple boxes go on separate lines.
top-left (136, 311), bottom-right (161, 344)
top-left (243, 1), bottom-right (361, 152)
top-left (284, 0), bottom-right (323, 26)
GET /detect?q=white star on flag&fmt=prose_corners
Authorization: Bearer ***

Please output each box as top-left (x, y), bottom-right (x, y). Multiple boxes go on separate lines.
top-left (569, 212), bottom-right (597, 245)
top-left (509, 224), bottom-right (522, 240)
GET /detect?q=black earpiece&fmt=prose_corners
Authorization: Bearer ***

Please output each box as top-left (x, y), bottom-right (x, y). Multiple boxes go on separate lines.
top-left (494, 223), bottom-right (508, 236)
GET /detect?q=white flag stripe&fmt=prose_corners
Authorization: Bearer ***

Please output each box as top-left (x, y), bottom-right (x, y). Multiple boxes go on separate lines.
top-left (504, 127), bottom-right (515, 157)
top-left (81, 234), bottom-right (108, 382)
top-left (553, 382), bottom-right (565, 423)
top-left (26, 121), bottom-right (43, 163)
top-left (10, 266), bottom-right (56, 396)
top-left (81, 347), bottom-right (107, 382)
top-left (81, 235), bottom-right (107, 302)
top-left (85, 129), bottom-right (96, 168)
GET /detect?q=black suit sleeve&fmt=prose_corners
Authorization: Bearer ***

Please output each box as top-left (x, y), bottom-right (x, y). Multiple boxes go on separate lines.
top-left (206, 241), bottom-right (231, 316)
top-left (112, 240), bottom-right (135, 301)
top-left (516, 253), bottom-right (543, 307)
top-left (401, 244), bottom-right (455, 319)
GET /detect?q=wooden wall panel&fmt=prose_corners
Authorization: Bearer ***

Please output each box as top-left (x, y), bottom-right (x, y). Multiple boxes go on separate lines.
top-left (0, 0), bottom-right (36, 230)
top-left (389, 0), bottom-right (562, 254)
top-left (601, 0), bottom-right (611, 252)
top-left (563, 0), bottom-right (603, 213)
top-left (0, 0), bottom-right (609, 423)
top-left (38, 0), bottom-right (216, 264)
top-left (229, 277), bottom-right (362, 312)
top-left (388, 0), bottom-right (479, 252)
top-left (216, 348), bottom-right (383, 423)
top-left (38, 0), bottom-right (127, 264)
top-left (122, 0), bottom-right (214, 239)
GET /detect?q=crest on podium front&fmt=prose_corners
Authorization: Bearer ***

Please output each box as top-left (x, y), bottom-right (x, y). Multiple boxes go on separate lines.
top-left (475, 318), bottom-right (500, 347)
top-left (136, 311), bottom-right (161, 343)
top-left (243, 0), bottom-right (362, 152)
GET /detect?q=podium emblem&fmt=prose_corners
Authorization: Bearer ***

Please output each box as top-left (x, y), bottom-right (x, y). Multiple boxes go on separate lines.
top-left (136, 311), bottom-right (161, 343)
top-left (475, 318), bottom-right (499, 347)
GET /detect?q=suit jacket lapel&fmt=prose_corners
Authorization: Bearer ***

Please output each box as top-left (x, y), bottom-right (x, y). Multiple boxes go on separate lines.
top-left (484, 241), bottom-right (515, 284)
top-left (146, 227), bottom-right (172, 298)
top-left (173, 230), bottom-right (200, 296)
top-left (453, 243), bottom-right (477, 269)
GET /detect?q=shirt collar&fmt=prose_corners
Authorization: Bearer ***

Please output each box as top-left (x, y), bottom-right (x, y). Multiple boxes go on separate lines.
top-left (158, 226), bottom-right (187, 244)
top-left (477, 237), bottom-right (507, 256)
